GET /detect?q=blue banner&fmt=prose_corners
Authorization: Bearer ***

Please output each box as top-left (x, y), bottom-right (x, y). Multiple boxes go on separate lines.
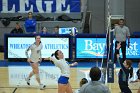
top-left (76, 38), bottom-right (140, 58)
top-left (125, 38), bottom-right (140, 58)
top-left (76, 38), bottom-right (106, 58)
top-left (0, 0), bottom-right (80, 13)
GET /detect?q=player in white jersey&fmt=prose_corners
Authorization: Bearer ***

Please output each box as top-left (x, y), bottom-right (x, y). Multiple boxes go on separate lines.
top-left (45, 50), bottom-right (78, 93)
top-left (25, 35), bottom-right (46, 90)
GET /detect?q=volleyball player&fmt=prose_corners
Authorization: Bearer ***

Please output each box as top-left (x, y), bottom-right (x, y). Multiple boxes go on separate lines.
top-left (116, 42), bottom-right (133, 93)
top-left (45, 50), bottom-right (78, 93)
top-left (25, 35), bottom-right (46, 90)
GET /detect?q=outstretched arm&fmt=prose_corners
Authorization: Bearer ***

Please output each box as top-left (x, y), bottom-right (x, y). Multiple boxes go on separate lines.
top-left (44, 57), bottom-right (60, 65)
top-left (44, 57), bottom-right (51, 61)
top-left (116, 43), bottom-right (127, 72)
top-left (116, 43), bottom-right (124, 67)
top-left (46, 57), bottom-right (58, 62)
top-left (44, 57), bottom-right (54, 64)
top-left (69, 62), bottom-right (78, 67)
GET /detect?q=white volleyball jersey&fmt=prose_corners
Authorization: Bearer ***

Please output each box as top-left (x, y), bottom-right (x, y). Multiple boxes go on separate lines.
top-left (50, 57), bottom-right (70, 77)
top-left (25, 42), bottom-right (42, 63)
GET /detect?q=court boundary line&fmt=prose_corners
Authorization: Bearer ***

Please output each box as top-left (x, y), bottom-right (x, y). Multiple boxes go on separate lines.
top-left (12, 88), bottom-right (17, 93)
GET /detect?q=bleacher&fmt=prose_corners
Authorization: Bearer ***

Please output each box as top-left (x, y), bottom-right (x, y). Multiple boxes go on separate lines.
top-left (0, 0), bottom-right (88, 51)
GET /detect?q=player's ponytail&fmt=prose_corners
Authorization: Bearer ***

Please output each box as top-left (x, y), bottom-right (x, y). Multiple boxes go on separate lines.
top-left (54, 50), bottom-right (59, 60)
top-left (51, 53), bottom-right (55, 57)
top-left (50, 53), bottom-right (55, 64)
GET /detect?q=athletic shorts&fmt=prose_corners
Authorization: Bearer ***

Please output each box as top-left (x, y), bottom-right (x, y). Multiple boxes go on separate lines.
top-left (58, 76), bottom-right (69, 84)
top-left (30, 62), bottom-right (34, 63)
top-left (30, 61), bottom-right (40, 64)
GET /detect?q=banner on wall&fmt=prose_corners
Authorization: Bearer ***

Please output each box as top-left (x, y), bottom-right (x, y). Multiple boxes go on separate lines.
top-left (7, 37), bottom-right (69, 58)
top-left (76, 38), bottom-right (106, 58)
top-left (76, 38), bottom-right (140, 58)
top-left (0, 0), bottom-right (80, 13)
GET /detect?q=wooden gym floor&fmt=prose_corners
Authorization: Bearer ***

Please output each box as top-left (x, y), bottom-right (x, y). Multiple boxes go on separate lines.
top-left (0, 52), bottom-right (139, 93)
